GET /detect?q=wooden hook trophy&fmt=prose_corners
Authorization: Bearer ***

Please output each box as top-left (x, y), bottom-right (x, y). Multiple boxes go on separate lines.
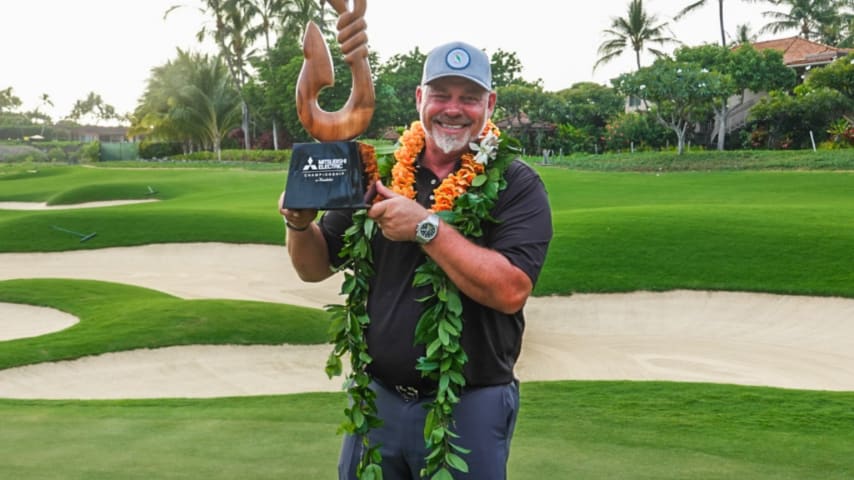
top-left (283, 0), bottom-right (376, 210)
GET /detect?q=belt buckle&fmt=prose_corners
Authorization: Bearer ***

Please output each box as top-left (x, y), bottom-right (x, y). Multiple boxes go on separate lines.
top-left (395, 385), bottom-right (420, 402)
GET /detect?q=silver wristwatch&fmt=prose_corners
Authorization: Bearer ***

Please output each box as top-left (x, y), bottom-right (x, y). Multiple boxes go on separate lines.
top-left (415, 214), bottom-right (440, 245)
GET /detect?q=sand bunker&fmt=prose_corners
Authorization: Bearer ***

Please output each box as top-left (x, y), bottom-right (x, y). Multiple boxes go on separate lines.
top-left (0, 302), bottom-right (78, 341)
top-left (1, 243), bottom-right (853, 398)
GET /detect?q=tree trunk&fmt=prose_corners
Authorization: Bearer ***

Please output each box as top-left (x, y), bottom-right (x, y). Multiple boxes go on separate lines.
top-left (673, 123), bottom-right (689, 155)
top-left (241, 101), bottom-right (250, 150)
top-left (272, 118), bottom-right (279, 150)
top-left (716, 103), bottom-right (728, 151)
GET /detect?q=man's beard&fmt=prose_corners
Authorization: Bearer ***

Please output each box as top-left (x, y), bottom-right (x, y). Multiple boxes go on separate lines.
top-left (420, 112), bottom-right (487, 155)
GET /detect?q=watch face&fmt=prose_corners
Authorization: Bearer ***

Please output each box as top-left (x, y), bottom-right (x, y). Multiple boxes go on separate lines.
top-left (419, 222), bottom-right (437, 238)
top-left (416, 215), bottom-right (439, 244)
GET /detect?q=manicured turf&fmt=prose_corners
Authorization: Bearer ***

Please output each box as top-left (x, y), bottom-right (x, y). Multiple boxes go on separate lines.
top-left (537, 169), bottom-right (854, 297)
top-left (2, 163), bottom-right (853, 297)
top-left (1, 159), bottom-right (853, 479)
top-left (0, 165), bottom-right (286, 251)
top-left (0, 279), bottom-right (329, 369)
top-left (1, 382), bottom-right (852, 479)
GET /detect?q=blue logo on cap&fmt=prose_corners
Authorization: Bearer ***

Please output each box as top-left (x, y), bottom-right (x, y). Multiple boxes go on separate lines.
top-left (445, 48), bottom-right (471, 70)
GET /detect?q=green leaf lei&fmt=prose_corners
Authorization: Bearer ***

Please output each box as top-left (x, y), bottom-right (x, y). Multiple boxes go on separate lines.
top-left (325, 131), bottom-right (518, 480)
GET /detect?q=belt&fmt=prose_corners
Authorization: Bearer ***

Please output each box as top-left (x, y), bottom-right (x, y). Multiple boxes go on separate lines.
top-left (373, 378), bottom-right (435, 403)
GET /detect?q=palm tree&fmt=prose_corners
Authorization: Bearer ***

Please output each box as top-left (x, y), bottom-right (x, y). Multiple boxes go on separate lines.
top-left (730, 22), bottom-right (759, 46)
top-left (758, 0), bottom-right (837, 41)
top-left (674, 0), bottom-right (762, 47)
top-left (246, 0), bottom-right (289, 150)
top-left (173, 54), bottom-right (243, 160)
top-left (0, 87), bottom-right (22, 114)
top-left (167, 0), bottom-right (257, 149)
top-left (245, 0), bottom-right (332, 150)
top-left (36, 93), bottom-right (54, 135)
top-left (280, 0), bottom-right (332, 39)
top-left (132, 49), bottom-right (242, 160)
top-left (67, 92), bottom-right (117, 125)
top-left (594, 0), bottom-right (680, 73)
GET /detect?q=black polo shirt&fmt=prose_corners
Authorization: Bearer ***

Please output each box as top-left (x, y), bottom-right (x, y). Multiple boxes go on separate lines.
top-left (319, 158), bottom-right (552, 391)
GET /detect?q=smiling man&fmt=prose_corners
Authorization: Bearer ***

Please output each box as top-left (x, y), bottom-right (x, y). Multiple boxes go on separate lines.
top-left (281, 40), bottom-right (553, 480)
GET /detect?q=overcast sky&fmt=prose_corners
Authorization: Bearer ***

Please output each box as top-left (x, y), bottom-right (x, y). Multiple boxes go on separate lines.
top-left (2, 0), bottom-right (783, 123)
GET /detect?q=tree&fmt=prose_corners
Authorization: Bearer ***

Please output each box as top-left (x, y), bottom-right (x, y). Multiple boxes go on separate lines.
top-left (757, 0), bottom-right (838, 41)
top-left (491, 49), bottom-right (529, 88)
top-left (22, 93), bottom-right (55, 136)
top-left (168, 0), bottom-right (257, 149)
top-left (373, 47), bottom-right (427, 131)
top-left (279, 0), bottom-right (332, 38)
top-left (614, 58), bottom-right (732, 154)
top-left (34, 94), bottom-right (54, 135)
top-left (67, 92), bottom-right (118, 125)
top-left (172, 53), bottom-right (243, 160)
top-left (748, 86), bottom-right (849, 147)
top-left (802, 52), bottom-right (854, 121)
top-left (827, 2), bottom-right (854, 46)
top-left (131, 49), bottom-right (242, 159)
top-left (594, 0), bottom-right (680, 72)
top-left (674, 43), bottom-right (795, 149)
top-left (555, 82), bottom-right (625, 129)
top-left (731, 23), bottom-right (759, 46)
top-left (674, 0), bottom-right (760, 47)
top-left (553, 82), bottom-right (625, 153)
top-left (247, 0), bottom-right (290, 150)
top-left (0, 87), bottom-right (22, 114)
top-left (245, 0), bottom-right (333, 149)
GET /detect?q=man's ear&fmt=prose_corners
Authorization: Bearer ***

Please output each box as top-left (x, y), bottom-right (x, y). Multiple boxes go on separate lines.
top-left (415, 85), bottom-right (424, 111)
top-left (487, 91), bottom-right (497, 116)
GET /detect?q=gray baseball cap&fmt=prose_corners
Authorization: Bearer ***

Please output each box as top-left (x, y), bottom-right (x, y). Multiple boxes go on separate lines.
top-left (421, 41), bottom-right (492, 91)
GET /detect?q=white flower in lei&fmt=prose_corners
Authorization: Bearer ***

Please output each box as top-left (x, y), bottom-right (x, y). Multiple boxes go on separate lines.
top-left (470, 130), bottom-right (500, 165)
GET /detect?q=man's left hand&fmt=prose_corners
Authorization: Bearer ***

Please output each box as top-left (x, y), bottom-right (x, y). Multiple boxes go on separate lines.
top-left (367, 181), bottom-right (430, 242)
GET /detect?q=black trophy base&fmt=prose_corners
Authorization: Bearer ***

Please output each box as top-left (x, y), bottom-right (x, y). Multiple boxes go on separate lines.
top-left (283, 141), bottom-right (368, 210)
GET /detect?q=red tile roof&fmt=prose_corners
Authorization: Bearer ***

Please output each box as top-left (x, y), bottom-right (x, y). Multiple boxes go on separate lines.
top-left (749, 36), bottom-right (851, 67)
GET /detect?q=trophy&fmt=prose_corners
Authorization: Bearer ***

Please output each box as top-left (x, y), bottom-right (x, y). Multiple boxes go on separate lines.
top-left (283, 0), bottom-right (376, 210)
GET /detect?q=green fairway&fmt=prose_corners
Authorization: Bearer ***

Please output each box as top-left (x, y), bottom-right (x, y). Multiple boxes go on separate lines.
top-left (2, 163), bottom-right (853, 297)
top-left (1, 382), bottom-right (852, 479)
top-left (538, 169), bottom-right (854, 297)
top-left (0, 279), bottom-right (329, 369)
top-left (0, 165), bottom-right (286, 251)
top-left (1, 160), bottom-right (853, 479)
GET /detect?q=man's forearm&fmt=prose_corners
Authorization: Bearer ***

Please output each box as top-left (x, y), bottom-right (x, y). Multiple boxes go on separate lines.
top-left (286, 223), bottom-right (335, 282)
top-left (423, 221), bottom-right (532, 314)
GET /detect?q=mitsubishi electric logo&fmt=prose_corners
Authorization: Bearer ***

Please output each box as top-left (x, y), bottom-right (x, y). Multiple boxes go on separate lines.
top-left (302, 156), bottom-right (348, 182)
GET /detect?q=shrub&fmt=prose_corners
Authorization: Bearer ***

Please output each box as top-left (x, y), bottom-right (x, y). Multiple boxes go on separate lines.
top-left (79, 141), bottom-right (101, 163)
top-left (172, 149), bottom-right (290, 163)
top-left (604, 112), bottom-right (674, 152)
top-left (139, 141), bottom-right (183, 159)
top-left (47, 147), bottom-right (67, 162)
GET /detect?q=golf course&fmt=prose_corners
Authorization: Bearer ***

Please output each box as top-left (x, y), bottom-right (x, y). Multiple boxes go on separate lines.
top-left (1, 154), bottom-right (853, 479)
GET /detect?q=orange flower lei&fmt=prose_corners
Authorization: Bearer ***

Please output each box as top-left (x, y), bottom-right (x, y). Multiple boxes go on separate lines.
top-left (390, 120), bottom-right (500, 212)
top-left (358, 141), bottom-right (379, 185)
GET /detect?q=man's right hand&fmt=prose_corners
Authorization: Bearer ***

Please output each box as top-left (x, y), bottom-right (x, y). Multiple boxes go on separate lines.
top-left (278, 192), bottom-right (318, 230)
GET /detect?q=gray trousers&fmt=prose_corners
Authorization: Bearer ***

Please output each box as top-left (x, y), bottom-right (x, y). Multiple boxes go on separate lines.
top-left (338, 380), bottom-right (520, 480)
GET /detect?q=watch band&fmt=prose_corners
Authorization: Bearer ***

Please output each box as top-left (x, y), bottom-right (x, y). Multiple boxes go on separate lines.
top-left (284, 218), bottom-right (310, 231)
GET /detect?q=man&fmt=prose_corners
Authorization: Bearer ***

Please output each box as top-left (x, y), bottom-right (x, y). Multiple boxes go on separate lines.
top-left (280, 41), bottom-right (552, 479)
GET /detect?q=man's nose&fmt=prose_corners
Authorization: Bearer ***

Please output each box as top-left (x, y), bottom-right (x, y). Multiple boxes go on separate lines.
top-left (442, 98), bottom-right (465, 115)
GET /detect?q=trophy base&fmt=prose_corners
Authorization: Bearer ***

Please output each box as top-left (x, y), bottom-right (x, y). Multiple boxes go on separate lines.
top-left (283, 141), bottom-right (369, 210)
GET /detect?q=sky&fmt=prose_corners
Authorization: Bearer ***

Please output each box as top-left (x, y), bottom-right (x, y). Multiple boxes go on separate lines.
top-left (2, 0), bottom-right (784, 124)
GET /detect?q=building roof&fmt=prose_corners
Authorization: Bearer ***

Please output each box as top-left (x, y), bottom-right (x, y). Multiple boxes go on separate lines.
top-left (495, 111), bottom-right (556, 132)
top-left (749, 36), bottom-right (852, 67)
